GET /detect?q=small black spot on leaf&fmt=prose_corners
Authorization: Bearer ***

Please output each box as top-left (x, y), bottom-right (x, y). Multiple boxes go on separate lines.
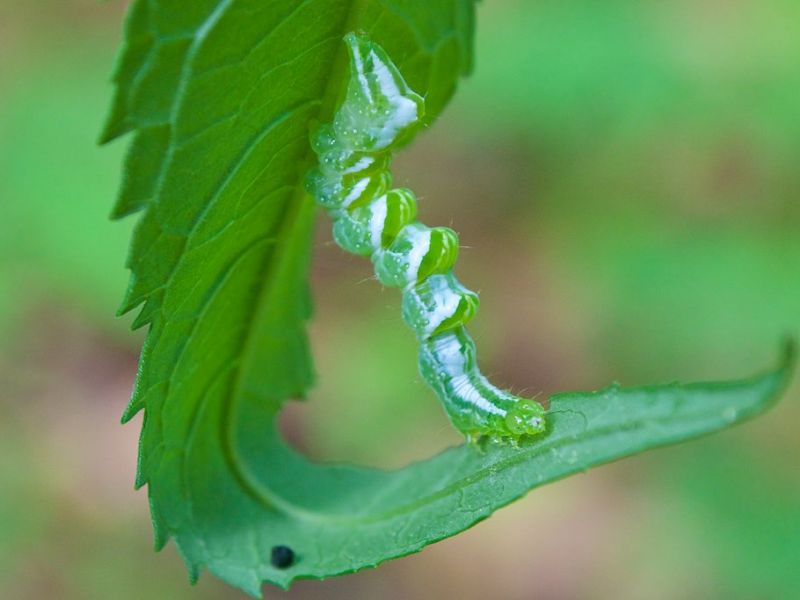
top-left (271, 545), bottom-right (294, 569)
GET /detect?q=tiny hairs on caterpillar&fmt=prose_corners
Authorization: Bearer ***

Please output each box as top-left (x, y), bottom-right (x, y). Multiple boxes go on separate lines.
top-left (306, 32), bottom-right (546, 442)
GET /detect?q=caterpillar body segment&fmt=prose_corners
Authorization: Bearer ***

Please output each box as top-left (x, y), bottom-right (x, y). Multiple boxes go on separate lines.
top-left (305, 32), bottom-right (546, 441)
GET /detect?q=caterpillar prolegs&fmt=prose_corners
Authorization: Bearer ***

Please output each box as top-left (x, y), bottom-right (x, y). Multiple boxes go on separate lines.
top-left (306, 33), bottom-right (546, 442)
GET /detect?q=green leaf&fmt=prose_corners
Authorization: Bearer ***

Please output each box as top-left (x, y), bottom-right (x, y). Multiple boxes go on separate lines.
top-left (103, 1), bottom-right (794, 596)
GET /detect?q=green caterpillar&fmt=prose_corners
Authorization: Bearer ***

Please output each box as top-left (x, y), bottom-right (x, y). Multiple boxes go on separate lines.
top-left (306, 32), bottom-right (546, 442)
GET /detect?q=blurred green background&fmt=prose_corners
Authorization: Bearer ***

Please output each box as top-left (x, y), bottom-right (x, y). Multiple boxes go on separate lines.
top-left (1, 1), bottom-right (798, 598)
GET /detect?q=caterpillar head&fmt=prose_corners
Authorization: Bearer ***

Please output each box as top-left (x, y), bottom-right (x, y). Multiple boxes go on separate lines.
top-left (503, 400), bottom-right (547, 437)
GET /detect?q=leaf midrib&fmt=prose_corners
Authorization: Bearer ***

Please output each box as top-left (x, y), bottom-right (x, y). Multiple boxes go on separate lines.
top-left (210, 0), bottom-right (369, 517)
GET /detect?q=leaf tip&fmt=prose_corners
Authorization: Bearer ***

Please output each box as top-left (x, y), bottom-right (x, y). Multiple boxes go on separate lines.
top-left (98, 102), bottom-right (130, 145)
top-left (186, 563), bottom-right (201, 586)
top-left (149, 494), bottom-right (170, 552)
top-left (120, 398), bottom-right (143, 424)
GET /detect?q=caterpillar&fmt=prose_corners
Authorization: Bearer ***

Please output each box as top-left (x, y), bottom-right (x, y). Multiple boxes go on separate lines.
top-left (306, 32), bottom-right (546, 442)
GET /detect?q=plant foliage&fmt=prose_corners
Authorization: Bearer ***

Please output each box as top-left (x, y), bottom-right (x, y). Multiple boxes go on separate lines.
top-left (103, 1), bottom-right (793, 595)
